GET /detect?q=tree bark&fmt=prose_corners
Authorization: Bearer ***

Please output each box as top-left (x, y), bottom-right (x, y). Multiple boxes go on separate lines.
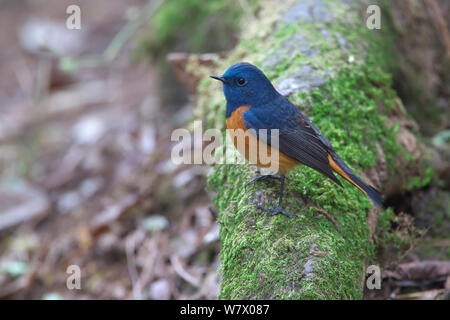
top-left (193, 0), bottom-right (425, 299)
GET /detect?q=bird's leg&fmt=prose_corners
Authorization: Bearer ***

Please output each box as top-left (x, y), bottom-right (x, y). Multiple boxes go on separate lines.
top-left (246, 172), bottom-right (281, 186)
top-left (250, 174), bottom-right (294, 218)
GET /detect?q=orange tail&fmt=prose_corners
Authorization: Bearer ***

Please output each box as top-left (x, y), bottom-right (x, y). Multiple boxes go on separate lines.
top-left (328, 154), bottom-right (383, 207)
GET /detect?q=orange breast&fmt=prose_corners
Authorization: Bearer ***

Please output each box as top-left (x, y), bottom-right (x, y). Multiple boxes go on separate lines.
top-left (226, 106), bottom-right (300, 173)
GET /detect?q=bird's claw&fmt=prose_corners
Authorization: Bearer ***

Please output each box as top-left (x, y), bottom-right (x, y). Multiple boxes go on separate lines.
top-left (256, 202), bottom-right (294, 218)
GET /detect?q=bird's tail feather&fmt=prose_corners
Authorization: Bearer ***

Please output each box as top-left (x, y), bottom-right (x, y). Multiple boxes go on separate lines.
top-left (327, 154), bottom-right (383, 207)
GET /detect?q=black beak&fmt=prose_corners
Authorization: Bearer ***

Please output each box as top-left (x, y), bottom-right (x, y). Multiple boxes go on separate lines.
top-left (210, 75), bottom-right (226, 83)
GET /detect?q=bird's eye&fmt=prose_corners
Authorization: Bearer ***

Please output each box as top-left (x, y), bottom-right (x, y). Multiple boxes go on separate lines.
top-left (237, 77), bottom-right (247, 86)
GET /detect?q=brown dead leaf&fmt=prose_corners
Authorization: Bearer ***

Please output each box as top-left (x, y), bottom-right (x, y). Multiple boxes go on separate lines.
top-left (384, 260), bottom-right (450, 280)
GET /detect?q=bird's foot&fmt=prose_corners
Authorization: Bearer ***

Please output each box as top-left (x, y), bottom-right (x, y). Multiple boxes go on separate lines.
top-left (256, 200), bottom-right (294, 218)
top-left (246, 174), bottom-right (281, 187)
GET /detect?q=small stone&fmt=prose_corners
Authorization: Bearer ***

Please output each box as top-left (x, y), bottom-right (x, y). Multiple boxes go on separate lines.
top-left (0, 260), bottom-right (28, 277)
top-left (57, 191), bottom-right (81, 214)
top-left (79, 178), bottom-right (103, 198)
top-left (142, 215), bottom-right (169, 232)
top-left (72, 116), bottom-right (106, 145)
top-left (149, 279), bottom-right (171, 300)
top-left (42, 292), bottom-right (63, 300)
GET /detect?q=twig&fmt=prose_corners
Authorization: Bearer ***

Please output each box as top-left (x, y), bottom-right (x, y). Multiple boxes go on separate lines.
top-left (104, 0), bottom-right (165, 62)
top-left (126, 233), bottom-right (143, 300)
top-left (312, 205), bottom-right (341, 232)
top-left (171, 255), bottom-right (200, 287)
top-left (60, 0), bottom-right (166, 71)
top-left (424, 0), bottom-right (450, 58)
top-left (395, 288), bottom-right (444, 300)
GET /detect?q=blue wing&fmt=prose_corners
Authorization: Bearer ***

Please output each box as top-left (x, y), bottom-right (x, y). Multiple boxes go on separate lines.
top-left (243, 96), bottom-right (342, 185)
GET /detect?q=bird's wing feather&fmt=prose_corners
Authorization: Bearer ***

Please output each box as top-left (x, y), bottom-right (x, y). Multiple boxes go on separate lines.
top-left (243, 98), bottom-right (342, 185)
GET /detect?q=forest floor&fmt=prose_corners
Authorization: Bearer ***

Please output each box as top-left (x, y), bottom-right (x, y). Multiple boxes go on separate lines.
top-left (0, 0), bottom-right (219, 299)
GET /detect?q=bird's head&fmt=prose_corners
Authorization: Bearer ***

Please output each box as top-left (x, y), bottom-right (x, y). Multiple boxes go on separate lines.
top-left (210, 62), bottom-right (280, 117)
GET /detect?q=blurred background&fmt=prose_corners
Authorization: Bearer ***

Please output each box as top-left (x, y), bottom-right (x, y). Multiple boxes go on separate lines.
top-left (0, 0), bottom-right (448, 299)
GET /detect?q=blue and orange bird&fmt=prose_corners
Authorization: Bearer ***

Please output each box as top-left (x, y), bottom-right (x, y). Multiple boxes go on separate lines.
top-left (210, 62), bottom-right (383, 217)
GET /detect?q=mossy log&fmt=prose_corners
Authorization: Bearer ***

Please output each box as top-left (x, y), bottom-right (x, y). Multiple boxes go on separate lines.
top-left (190, 0), bottom-right (426, 299)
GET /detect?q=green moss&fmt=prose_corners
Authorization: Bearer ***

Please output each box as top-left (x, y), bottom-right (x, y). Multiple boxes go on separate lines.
top-left (416, 189), bottom-right (450, 239)
top-left (428, 193), bottom-right (450, 239)
top-left (406, 167), bottom-right (434, 191)
top-left (375, 208), bottom-right (425, 264)
top-left (376, 208), bottom-right (399, 249)
top-left (209, 163), bottom-right (370, 299)
top-left (199, 0), bottom-right (417, 299)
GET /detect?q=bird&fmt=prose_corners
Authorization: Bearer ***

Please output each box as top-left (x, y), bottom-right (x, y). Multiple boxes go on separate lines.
top-left (210, 62), bottom-right (383, 217)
